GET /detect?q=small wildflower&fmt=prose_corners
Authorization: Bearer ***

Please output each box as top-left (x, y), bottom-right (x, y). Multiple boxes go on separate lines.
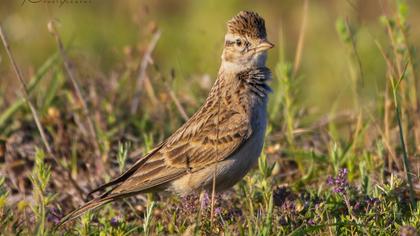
top-left (307, 219), bottom-right (315, 225)
top-left (283, 201), bottom-right (296, 213)
top-left (326, 176), bottom-right (334, 185)
top-left (365, 197), bottom-right (379, 206)
top-left (326, 168), bottom-right (349, 194)
top-left (46, 207), bottom-right (62, 225)
top-left (226, 208), bottom-right (242, 220)
top-left (110, 216), bottom-right (121, 228)
top-left (181, 194), bottom-right (199, 215)
top-left (214, 207), bottom-right (222, 215)
top-left (200, 191), bottom-right (210, 209)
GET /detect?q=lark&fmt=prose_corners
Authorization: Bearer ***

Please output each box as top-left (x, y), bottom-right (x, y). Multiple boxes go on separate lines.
top-left (60, 10), bottom-right (273, 225)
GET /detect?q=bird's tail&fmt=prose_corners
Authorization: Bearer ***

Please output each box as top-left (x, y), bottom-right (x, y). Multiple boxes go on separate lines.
top-left (57, 193), bottom-right (123, 228)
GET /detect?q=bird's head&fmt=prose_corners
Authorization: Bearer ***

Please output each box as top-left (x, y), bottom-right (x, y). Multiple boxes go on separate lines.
top-left (221, 11), bottom-right (274, 71)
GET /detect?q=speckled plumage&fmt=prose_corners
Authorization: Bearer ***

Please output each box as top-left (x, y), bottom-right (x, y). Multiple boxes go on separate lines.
top-left (227, 11), bottom-right (267, 38)
top-left (59, 10), bottom-right (273, 226)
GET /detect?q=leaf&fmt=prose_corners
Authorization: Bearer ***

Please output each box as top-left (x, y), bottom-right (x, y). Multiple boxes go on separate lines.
top-left (41, 69), bottom-right (65, 113)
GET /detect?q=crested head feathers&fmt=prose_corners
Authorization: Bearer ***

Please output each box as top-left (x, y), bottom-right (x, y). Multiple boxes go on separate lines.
top-left (227, 11), bottom-right (267, 38)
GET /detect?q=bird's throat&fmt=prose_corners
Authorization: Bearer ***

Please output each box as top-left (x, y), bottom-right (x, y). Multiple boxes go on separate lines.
top-left (221, 52), bottom-right (267, 73)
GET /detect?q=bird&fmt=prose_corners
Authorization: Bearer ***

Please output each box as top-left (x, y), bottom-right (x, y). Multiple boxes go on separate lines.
top-left (59, 10), bottom-right (274, 225)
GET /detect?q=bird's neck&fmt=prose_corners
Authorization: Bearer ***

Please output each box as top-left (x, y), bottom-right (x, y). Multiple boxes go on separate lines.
top-left (220, 60), bottom-right (249, 74)
top-left (219, 61), bottom-right (266, 76)
top-left (220, 52), bottom-right (267, 74)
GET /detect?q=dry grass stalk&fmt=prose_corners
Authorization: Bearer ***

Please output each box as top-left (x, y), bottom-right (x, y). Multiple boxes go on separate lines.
top-left (164, 74), bottom-right (189, 121)
top-left (375, 40), bottom-right (402, 170)
top-left (47, 21), bottom-right (101, 161)
top-left (292, 0), bottom-right (308, 76)
top-left (0, 25), bottom-right (53, 157)
top-left (130, 30), bottom-right (161, 115)
top-left (210, 75), bottom-right (222, 229)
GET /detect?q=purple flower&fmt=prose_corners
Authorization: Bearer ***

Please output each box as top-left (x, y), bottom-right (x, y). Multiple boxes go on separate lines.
top-left (214, 207), bottom-right (222, 215)
top-left (226, 208), bottom-right (242, 220)
top-left (340, 168), bottom-right (348, 176)
top-left (366, 197), bottom-right (379, 205)
top-left (307, 219), bottom-right (315, 225)
top-left (110, 216), bottom-right (121, 228)
top-left (46, 214), bottom-right (60, 225)
top-left (200, 192), bottom-right (210, 209)
top-left (326, 168), bottom-right (349, 195)
top-left (326, 176), bottom-right (334, 185)
top-left (181, 194), bottom-right (199, 214)
top-left (283, 201), bottom-right (296, 213)
top-left (47, 207), bottom-right (62, 225)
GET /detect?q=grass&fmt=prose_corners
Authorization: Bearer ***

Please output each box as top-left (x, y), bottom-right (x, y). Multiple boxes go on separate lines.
top-left (0, 0), bottom-right (419, 235)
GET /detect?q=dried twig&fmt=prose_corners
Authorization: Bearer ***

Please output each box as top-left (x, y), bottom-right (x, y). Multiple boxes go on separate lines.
top-left (165, 84), bottom-right (189, 121)
top-left (210, 78), bottom-right (222, 228)
top-left (0, 25), bottom-right (53, 156)
top-left (130, 30), bottom-right (161, 114)
top-left (164, 73), bottom-right (189, 121)
top-left (293, 0), bottom-right (308, 76)
top-left (143, 75), bottom-right (158, 105)
top-left (47, 21), bottom-right (101, 160)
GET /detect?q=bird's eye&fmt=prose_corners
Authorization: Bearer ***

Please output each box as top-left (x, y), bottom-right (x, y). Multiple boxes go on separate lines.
top-left (235, 39), bottom-right (242, 47)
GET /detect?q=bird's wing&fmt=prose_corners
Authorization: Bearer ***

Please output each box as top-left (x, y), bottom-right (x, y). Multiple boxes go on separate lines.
top-left (163, 107), bottom-right (251, 169)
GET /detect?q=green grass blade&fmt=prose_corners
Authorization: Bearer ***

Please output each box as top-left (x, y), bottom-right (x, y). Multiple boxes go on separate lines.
top-left (0, 52), bottom-right (59, 128)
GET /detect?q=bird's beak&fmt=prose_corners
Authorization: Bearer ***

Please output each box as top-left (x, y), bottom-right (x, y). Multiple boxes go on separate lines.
top-left (255, 39), bottom-right (274, 53)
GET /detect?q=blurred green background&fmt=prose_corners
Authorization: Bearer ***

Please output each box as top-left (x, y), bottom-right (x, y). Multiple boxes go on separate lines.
top-left (1, 0), bottom-right (420, 117)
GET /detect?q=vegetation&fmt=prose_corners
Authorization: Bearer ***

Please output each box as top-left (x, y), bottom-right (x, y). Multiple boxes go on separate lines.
top-left (0, 0), bottom-right (419, 235)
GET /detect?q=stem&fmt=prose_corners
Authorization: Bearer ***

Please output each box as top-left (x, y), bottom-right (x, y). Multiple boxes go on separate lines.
top-left (0, 25), bottom-right (53, 156)
top-left (394, 104), bottom-right (416, 209)
top-left (48, 21), bottom-right (101, 160)
top-left (390, 64), bottom-right (416, 210)
top-left (130, 31), bottom-right (161, 114)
